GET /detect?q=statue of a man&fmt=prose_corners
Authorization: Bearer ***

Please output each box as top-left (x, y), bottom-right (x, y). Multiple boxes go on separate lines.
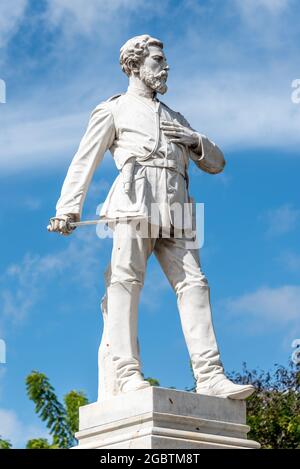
top-left (49, 35), bottom-right (254, 401)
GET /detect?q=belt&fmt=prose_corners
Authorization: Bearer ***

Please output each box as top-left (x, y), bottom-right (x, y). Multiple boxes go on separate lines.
top-left (136, 158), bottom-right (187, 179)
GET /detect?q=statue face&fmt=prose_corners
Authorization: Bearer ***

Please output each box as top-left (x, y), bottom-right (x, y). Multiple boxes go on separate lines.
top-left (139, 45), bottom-right (169, 95)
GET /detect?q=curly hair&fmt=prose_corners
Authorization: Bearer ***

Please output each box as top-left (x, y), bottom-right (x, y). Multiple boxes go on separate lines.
top-left (120, 34), bottom-right (163, 77)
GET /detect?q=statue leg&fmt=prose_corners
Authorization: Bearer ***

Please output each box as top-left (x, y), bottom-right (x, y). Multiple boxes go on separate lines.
top-left (155, 237), bottom-right (254, 399)
top-left (97, 269), bottom-right (118, 401)
top-left (176, 284), bottom-right (224, 387)
top-left (98, 221), bottom-right (155, 398)
top-left (106, 280), bottom-right (150, 394)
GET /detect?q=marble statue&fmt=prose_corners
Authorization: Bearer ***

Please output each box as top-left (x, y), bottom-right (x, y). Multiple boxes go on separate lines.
top-left (48, 35), bottom-right (254, 401)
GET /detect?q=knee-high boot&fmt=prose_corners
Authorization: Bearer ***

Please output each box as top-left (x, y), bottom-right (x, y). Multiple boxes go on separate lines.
top-left (177, 285), bottom-right (224, 385)
top-left (105, 281), bottom-right (150, 394)
top-left (177, 285), bottom-right (254, 399)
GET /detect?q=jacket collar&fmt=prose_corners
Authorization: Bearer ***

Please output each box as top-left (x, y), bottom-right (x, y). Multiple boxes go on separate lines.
top-left (126, 86), bottom-right (160, 112)
top-left (126, 83), bottom-right (158, 100)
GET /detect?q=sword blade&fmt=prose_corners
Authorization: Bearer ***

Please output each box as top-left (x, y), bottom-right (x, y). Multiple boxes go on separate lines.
top-left (69, 216), bottom-right (148, 227)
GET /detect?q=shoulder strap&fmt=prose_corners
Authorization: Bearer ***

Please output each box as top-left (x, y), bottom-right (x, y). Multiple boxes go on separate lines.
top-left (106, 93), bottom-right (123, 102)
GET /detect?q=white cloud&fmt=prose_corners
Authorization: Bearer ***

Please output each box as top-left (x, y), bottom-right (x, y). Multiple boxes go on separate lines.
top-left (235, 0), bottom-right (289, 16)
top-left (0, 408), bottom-right (49, 448)
top-left (22, 197), bottom-right (42, 211)
top-left (0, 110), bottom-right (88, 171)
top-left (264, 204), bottom-right (300, 236)
top-left (278, 251), bottom-right (300, 272)
top-left (1, 65), bottom-right (300, 174)
top-left (224, 285), bottom-right (300, 323)
top-left (0, 227), bottom-right (107, 326)
top-left (0, 0), bottom-right (299, 174)
top-left (232, 0), bottom-right (293, 49)
top-left (1, 253), bottom-right (63, 324)
top-left (0, 69), bottom-right (122, 172)
top-left (171, 69), bottom-right (300, 151)
top-left (0, 0), bottom-right (28, 48)
top-left (46, 0), bottom-right (146, 35)
top-left (0, 216), bottom-right (170, 328)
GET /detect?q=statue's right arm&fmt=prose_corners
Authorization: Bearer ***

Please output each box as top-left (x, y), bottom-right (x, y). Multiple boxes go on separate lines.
top-left (54, 102), bottom-right (115, 225)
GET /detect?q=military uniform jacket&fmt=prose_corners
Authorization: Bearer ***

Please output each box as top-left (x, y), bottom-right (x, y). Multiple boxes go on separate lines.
top-left (56, 89), bottom-right (225, 223)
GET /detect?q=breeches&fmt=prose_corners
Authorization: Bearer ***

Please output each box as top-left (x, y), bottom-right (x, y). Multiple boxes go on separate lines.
top-left (106, 221), bottom-right (208, 295)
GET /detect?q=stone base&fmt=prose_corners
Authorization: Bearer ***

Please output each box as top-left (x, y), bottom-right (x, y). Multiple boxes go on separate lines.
top-left (75, 387), bottom-right (260, 449)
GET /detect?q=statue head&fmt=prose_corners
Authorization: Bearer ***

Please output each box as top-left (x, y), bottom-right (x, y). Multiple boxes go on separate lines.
top-left (120, 34), bottom-right (169, 94)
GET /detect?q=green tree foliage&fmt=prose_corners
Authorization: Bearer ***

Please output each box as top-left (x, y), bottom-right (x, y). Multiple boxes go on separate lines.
top-left (229, 362), bottom-right (300, 449)
top-left (145, 377), bottom-right (160, 387)
top-left (26, 371), bottom-right (88, 448)
top-left (26, 438), bottom-right (54, 449)
top-left (0, 437), bottom-right (12, 449)
top-left (2, 363), bottom-right (299, 449)
top-left (188, 361), bottom-right (300, 448)
top-left (64, 390), bottom-right (89, 435)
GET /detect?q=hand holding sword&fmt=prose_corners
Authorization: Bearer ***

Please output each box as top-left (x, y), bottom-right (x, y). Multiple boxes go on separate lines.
top-left (47, 213), bottom-right (149, 235)
top-left (47, 213), bottom-right (80, 235)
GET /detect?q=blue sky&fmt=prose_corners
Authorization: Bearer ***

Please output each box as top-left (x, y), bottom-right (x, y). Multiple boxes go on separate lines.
top-left (0, 0), bottom-right (300, 447)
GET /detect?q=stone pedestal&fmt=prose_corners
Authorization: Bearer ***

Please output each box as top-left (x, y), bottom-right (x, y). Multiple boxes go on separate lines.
top-left (75, 387), bottom-right (260, 449)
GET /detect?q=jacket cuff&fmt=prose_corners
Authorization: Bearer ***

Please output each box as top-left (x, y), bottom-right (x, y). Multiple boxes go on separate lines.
top-left (55, 207), bottom-right (81, 218)
top-left (190, 134), bottom-right (225, 174)
top-left (190, 133), bottom-right (205, 160)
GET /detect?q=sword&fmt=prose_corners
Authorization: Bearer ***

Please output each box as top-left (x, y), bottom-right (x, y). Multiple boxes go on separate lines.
top-left (47, 216), bottom-right (148, 232)
top-left (69, 216), bottom-right (148, 227)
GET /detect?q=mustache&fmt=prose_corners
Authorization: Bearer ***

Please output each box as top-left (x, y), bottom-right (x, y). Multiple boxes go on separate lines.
top-left (156, 70), bottom-right (168, 80)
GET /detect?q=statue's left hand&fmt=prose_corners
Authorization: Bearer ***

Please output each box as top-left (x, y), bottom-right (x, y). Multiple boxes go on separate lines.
top-left (161, 120), bottom-right (199, 149)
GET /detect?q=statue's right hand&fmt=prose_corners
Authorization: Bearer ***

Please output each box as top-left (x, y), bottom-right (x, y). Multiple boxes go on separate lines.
top-left (47, 213), bottom-right (80, 236)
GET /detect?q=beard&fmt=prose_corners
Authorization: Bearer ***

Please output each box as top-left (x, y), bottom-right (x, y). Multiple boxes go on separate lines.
top-left (139, 65), bottom-right (168, 95)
